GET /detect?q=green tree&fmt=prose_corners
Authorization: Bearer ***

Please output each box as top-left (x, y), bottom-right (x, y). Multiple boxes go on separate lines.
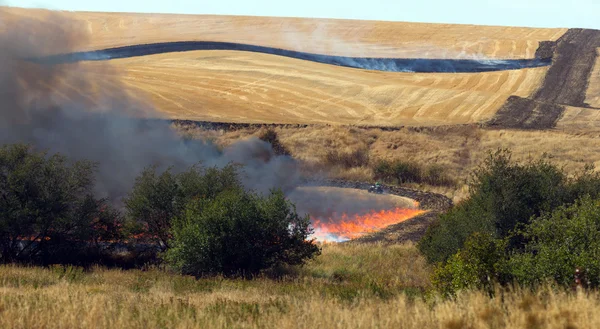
top-left (507, 196), bottom-right (600, 288)
top-left (123, 163), bottom-right (242, 250)
top-left (419, 149), bottom-right (569, 263)
top-left (432, 232), bottom-right (508, 297)
top-left (164, 188), bottom-right (320, 277)
top-left (0, 143), bottom-right (121, 264)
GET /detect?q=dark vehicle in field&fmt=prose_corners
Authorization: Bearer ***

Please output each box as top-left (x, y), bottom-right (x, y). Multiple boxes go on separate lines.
top-left (368, 183), bottom-right (384, 194)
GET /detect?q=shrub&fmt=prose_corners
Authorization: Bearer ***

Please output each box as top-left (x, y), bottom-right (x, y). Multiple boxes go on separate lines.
top-left (123, 163), bottom-right (241, 250)
top-left (373, 160), bottom-right (421, 184)
top-left (258, 128), bottom-right (290, 156)
top-left (422, 164), bottom-right (456, 187)
top-left (506, 196), bottom-right (600, 288)
top-left (0, 143), bottom-right (122, 265)
top-left (435, 197), bottom-right (600, 295)
top-left (164, 188), bottom-right (320, 277)
top-left (373, 159), bottom-right (454, 187)
top-left (418, 149), bottom-right (570, 264)
top-left (432, 233), bottom-right (507, 297)
top-left (422, 149), bottom-right (600, 295)
top-left (324, 148), bottom-right (370, 169)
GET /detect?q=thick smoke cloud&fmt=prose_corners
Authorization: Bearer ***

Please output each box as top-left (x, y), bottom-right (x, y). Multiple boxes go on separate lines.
top-left (0, 10), bottom-right (300, 203)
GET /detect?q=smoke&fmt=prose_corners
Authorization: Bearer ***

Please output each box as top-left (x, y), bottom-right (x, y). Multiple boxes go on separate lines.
top-left (287, 187), bottom-right (411, 218)
top-left (279, 22), bottom-right (528, 65)
top-left (0, 9), bottom-right (300, 203)
top-left (0, 9), bottom-right (424, 232)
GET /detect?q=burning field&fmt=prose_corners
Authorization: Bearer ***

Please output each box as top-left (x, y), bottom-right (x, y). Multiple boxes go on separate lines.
top-left (287, 186), bottom-right (426, 242)
top-left (0, 9), bottom-right (431, 245)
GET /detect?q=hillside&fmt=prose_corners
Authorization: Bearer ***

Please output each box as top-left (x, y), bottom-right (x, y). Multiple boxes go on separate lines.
top-left (5, 7), bottom-right (598, 129)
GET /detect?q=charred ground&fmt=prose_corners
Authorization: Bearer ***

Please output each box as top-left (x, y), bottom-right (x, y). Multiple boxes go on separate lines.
top-left (487, 28), bottom-right (600, 129)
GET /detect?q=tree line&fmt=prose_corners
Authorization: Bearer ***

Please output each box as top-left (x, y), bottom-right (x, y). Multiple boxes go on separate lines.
top-left (0, 143), bottom-right (320, 277)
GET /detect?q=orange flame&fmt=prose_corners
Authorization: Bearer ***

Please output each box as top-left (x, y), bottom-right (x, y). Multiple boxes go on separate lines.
top-left (310, 207), bottom-right (427, 242)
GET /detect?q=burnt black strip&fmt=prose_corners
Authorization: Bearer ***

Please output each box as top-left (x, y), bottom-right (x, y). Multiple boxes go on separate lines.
top-left (32, 41), bottom-right (552, 73)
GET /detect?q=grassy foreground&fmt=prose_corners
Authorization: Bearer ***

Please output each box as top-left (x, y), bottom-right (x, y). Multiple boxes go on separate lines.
top-left (0, 243), bottom-right (598, 329)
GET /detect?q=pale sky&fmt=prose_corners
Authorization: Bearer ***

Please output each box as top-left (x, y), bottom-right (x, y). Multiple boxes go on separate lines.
top-left (4, 0), bottom-right (600, 30)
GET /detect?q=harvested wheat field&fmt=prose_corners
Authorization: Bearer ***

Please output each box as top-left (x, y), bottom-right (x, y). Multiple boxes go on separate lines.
top-left (108, 51), bottom-right (551, 126)
top-left (4, 7), bottom-right (594, 128)
top-left (0, 7), bottom-right (567, 58)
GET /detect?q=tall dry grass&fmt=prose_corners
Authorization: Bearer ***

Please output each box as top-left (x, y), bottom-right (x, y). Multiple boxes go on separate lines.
top-left (175, 123), bottom-right (600, 202)
top-left (0, 243), bottom-right (598, 328)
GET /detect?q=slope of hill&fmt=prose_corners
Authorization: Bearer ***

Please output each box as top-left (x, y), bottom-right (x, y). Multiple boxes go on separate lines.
top-left (1, 7), bottom-right (566, 59)
top-left (106, 51), bottom-right (550, 126)
top-left (2, 7), bottom-right (599, 129)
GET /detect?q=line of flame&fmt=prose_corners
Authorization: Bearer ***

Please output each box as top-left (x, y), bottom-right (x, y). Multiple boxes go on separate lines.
top-left (310, 207), bottom-right (426, 242)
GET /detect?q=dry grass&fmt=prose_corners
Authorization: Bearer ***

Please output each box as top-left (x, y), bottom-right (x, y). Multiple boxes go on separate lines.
top-left (1, 243), bottom-right (599, 328)
top-left (178, 124), bottom-right (600, 202)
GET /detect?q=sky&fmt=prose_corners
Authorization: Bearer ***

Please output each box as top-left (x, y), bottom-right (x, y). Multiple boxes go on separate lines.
top-left (3, 0), bottom-right (600, 30)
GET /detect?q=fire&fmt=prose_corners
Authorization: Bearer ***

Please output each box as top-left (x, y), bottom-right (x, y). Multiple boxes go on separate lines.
top-left (310, 207), bottom-right (427, 242)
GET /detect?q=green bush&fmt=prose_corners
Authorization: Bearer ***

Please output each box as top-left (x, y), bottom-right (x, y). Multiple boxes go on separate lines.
top-left (164, 188), bottom-right (320, 277)
top-left (418, 149), bottom-right (574, 263)
top-left (506, 196), bottom-right (600, 288)
top-left (422, 148), bottom-right (600, 295)
top-left (432, 233), bottom-right (507, 297)
top-left (0, 143), bottom-right (122, 265)
top-left (123, 163), bottom-right (242, 250)
top-left (434, 197), bottom-right (600, 295)
top-left (373, 159), bottom-right (454, 187)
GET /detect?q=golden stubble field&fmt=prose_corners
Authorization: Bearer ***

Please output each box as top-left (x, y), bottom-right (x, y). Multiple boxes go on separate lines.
top-left (1, 7), bottom-right (576, 127)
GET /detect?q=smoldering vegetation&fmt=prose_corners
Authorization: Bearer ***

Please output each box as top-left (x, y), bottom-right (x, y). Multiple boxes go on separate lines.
top-left (42, 41), bottom-right (551, 73)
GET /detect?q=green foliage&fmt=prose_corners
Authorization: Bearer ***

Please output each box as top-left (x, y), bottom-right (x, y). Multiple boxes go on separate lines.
top-left (123, 163), bottom-right (241, 250)
top-left (418, 200), bottom-right (496, 264)
top-left (432, 233), bottom-right (507, 297)
top-left (434, 197), bottom-right (600, 295)
top-left (423, 148), bottom-right (600, 295)
top-left (164, 188), bottom-right (320, 277)
top-left (373, 159), bottom-right (454, 187)
top-left (506, 196), bottom-right (600, 288)
top-left (418, 148), bottom-right (582, 264)
top-left (0, 143), bottom-right (122, 265)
